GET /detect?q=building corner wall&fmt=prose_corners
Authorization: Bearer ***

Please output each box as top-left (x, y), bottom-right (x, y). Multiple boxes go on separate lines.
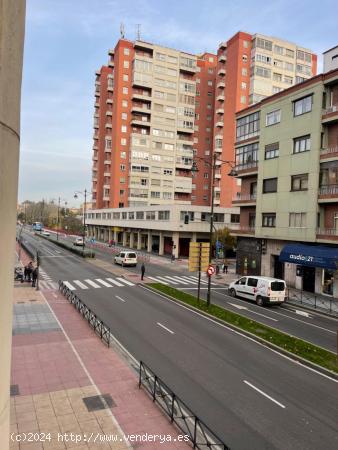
top-left (0, 1), bottom-right (26, 449)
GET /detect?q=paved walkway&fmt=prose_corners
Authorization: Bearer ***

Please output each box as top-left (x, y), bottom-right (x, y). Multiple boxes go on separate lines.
top-left (10, 248), bottom-right (190, 449)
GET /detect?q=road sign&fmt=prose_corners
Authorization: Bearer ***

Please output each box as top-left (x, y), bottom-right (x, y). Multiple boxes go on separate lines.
top-left (207, 265), bottom-right (215, 276)
top-left (188, 242), bottom-right (210, 272)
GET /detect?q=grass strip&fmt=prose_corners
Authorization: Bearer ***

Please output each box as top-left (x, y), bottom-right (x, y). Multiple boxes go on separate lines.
top-left (149, 283), bottom-right (338, 374)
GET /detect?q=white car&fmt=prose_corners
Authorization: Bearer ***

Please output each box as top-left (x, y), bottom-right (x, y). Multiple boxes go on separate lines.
top-left (114, 251), bottom-right (137, 267)
top-left (228, 276), bottom-right (286, 306)
top-left (73, 237), bottom-right (84, 246)
top-left (41, 230), bottom-right (50, 236)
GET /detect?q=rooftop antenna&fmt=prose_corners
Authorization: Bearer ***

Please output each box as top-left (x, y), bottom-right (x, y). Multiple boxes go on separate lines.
top-left (120, 22), bottom-right (125, 39)
top-left (136, 24), bottom-right (141, 41)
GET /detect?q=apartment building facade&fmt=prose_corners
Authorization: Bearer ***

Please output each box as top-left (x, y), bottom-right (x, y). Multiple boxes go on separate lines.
top-left (232, 68), bottom-right (338, 297)
top-left (214, 32), bottom-right (317, 207)
top-left (92, 39), bottom-right (220, 209)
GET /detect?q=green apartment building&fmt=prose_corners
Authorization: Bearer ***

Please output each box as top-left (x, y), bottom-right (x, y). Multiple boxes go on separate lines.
top-left (232, 68), bottom-right (338, 297)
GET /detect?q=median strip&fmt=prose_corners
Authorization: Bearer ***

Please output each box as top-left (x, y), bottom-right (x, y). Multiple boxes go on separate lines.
top-left (148, 283), bottom-right (338, 376)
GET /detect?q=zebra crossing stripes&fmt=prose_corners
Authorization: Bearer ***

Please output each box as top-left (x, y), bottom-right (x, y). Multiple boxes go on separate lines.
top-left (96, 279), bottom-right (112, 287)
top-left (39, 281), bottom-right (58, 290)
top-left (63, 281), bottom-right (76, 290)
top-left (84, 279), bottom-right (101, 288)
top-left (73, 280), bottom-right (88, 289)
top-left (106, 278), bottom-right (124, 287)
top-left (147, 276), bottom-right (169, 285)
top-left (116, 277), bottom-right (134, 286)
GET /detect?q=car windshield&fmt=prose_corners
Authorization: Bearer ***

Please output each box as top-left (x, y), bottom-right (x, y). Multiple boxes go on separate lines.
top-left (271, 281), bottom-right (285, 291)
top-left (127, 253), bottom-right (137, 258)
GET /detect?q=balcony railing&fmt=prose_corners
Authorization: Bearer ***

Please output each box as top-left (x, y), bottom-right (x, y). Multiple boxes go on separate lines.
top-left (232, 226), bottom-right (255, 234)
top-left (232, 193), bottom-right (257, 202)
top-left (317, 228), bottom-right (338, 237)
top-left (318, 184), bottom-right (338, 195)
top-left (320, 146), bottom-right (338, 156)
top-left (323, 105), bottom-right (338, 114)
top-left (235, 160), bottom-right (259, 172)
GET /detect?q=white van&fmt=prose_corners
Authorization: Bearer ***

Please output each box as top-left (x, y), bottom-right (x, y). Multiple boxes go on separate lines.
top-left (228, 276), bottom-right (286, 306)
top-left (114, 251), bottom-right (138, 267)
top-left (73, 236), bottom-right (84, 246)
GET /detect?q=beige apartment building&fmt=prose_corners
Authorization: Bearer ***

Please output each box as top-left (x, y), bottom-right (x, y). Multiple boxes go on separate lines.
top-left (232, 67), bottom-right (338, 297)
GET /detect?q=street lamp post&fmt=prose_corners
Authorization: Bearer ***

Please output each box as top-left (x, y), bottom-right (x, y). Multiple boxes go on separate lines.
top-left (56, 197), bottom-right (67, 241)
top-left (192, 154), bottom-right (237, 307)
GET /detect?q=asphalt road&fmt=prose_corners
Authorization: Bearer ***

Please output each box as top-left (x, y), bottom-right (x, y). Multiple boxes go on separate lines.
top-left (20, 229), bottom-right (338, 352)
top-left (18, 230), bottom-right (338, 450)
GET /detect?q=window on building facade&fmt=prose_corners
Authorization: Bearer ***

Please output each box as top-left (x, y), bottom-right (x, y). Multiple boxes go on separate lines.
top-left (235, 142), bottom-right (259, 167)
top-left (120, 190), bottom-right (125, 196)
top-left (105, 138), bottom-right (112, 149)
top-left (120, 164), bottom-right (126, 171)
top-left (163, 192), bottom-right (172, 200)
top-left (241, 81), bottom-right (247, 90)
top-left (286, 48), bottom-right (295, 58)
top-left (123, 60), bottom-right (129, 68)
top-left (242, 54), bottom-right (248, 62)
top-left (240, 95), bottom-right (246, 104)
top-left (263, 178), bottom-right (278, 193)
top-left (136, 211), bottom-right (144, 219)
top-left (274, 45), bottom-right (284, 55)
top-left (128, 212), bottom-right (135, 219)
top-left (293, 95), bottom-right (312, 116)
top-left (242, 68), bottom-right (248, 76)
top-left (285, 62), bottom-right (294, 71)
top-left (123, 74), bottom-right (129, 81)
top-left (121, 125), bottom-right (127, 133)
top-left (272, 86), bottom-right (282, 94)
top-left (122, 100), bottom-right (128, 107)
top-left (121, 112), bottom-right (127, 120)
top-left (273, 72), bottom-right (282, 82)
top-left (266, 109), bottom-right (281, 126)
top-left (291, 173), bottom-right (308, 191)
top-left (284, 75), bottom-right (293, 85)
top-left (231, 214), bottom-right (240, 223)
top-left (262, 213), bottom-right (276, 227)
top-left (254, 37), bottom-right (273, 51)
top-left (289, 212), bottom-right (306, 228)
top-left (158, 210), bottom-right (170, 220)
top-left (122, 87), bottom-right (128, 94)
top-left (236, 112), bottom-right (260, 141)
top-left (121, 138), bottom-right (127, 145)
top-left (265, 142), bottom-right (279, 159)
top-left (180, 211), bottom-right (194, 221)
top-left (293, 135), bottom-right (311, 153)
top-left (124, 48), bottom-right (130, 55)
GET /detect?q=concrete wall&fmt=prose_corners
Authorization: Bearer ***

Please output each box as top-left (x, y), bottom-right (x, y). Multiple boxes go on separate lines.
top-left (0, 1), bottom-right (26, 448)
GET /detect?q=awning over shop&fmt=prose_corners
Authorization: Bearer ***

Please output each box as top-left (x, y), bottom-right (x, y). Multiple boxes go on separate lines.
top-left (279, 244), bottom-right (338, 270)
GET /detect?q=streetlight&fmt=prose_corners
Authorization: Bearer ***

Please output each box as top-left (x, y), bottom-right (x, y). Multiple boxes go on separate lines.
top-left (74, 189), bottom-right (89, 252)
top-left (191, 153), bottom-right (237, 307)
top-left (51, 197), bottom-right (67, 241)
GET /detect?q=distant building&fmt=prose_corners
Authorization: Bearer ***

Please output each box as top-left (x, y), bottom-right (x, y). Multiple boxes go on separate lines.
top-left (323, 45), bottom-right (338, 73)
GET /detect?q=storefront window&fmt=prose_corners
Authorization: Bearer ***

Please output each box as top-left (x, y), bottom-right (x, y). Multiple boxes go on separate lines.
top-left (322, 269), bottom-right (334, 296)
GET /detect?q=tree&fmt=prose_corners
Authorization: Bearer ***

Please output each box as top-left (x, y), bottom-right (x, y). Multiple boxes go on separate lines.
top-left (212, 227), bottom-right (236, 258)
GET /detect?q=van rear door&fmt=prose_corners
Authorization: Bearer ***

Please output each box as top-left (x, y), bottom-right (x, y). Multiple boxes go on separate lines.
top-left (269, 280), bottom-right (286, 302)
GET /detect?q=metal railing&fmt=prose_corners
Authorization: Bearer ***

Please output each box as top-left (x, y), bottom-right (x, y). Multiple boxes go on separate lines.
top-left (286, 288), bottom-right (338, 316)
top-left (139, 361), bottom-right (229, 449)
top-left (320, 146), bottom-right (338, 155)
top-left (318, 184), bottom-right (338, 195)
top-left (58, 281), bottom-right (111, 346)
top-left (316, 228), bottom-right (338, 236)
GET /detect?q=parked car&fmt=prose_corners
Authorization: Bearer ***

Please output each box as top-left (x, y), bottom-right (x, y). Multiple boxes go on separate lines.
top-left (41, 230), bottom-right (50, 236)
top-left (73, 237), bottom-right (84, 246)
top-left (228, 276), bottom-right (286, 306)
top-left (114, 251), bottom-right (137, 267)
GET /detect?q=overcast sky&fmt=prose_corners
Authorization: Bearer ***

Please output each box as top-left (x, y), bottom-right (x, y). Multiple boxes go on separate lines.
top-left (19, 0), bottom-right (338, 206)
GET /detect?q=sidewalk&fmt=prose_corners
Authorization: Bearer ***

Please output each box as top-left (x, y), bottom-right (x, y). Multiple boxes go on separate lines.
top-left (10, 248), bottom-right (190, 449)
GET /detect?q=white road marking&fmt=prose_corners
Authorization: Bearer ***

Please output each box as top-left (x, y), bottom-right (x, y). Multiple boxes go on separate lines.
top-left (115, 295), bottom-right (126, 303)
top-left (96, 278), bottom-right (113, 287)
top-left (171, 276), bottom-right (196, 285)
top-left (187, 276), bottom-right (208, 284)
top-left (157, 322), bottom-right (175, 335)
top-left (106, 278), bottom-right (124, 287)
top-left (73, 280), bottom-right (89, 289)
top-left (148, 276), bottom-right (169, 284)
top-left (181, 287), bottom-right (229, 290)
top-left (227, 302), bottom-right (278, 322)
top-left (295, 310), bottom-right (312, 318)
top-left (228, 302), bottom-right (247, 310)
top-left (63, 281), bottom-right (76, 291)
top-left (140, 285), bottom-right (338, 384)
top-left (116, 278), bottom-right (134, 286)
top-left (244, 380), bottom-right (286, 409)
top-left (84, 279), bottom-right (101, 288)
top-left (165, 276), bottom-right (189, 285)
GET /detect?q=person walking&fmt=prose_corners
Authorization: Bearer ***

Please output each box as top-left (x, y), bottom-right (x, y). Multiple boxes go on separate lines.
top-left (26, 261), bottom-right (33, 282)
top-left (24, 264), bottom-right (28, 281)
top-left (31, 266), bottom-right (38, 288)
top-left (222, 259), bottom-right (228, 274)
top-left (141, 263), bottom-right (145, 281)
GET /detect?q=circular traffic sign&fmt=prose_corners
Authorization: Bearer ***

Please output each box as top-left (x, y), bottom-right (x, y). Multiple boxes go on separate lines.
top-left (207, 265), bottom-right (215, 276)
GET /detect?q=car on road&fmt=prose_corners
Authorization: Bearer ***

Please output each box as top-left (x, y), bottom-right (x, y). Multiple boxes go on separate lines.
top-left (41, 230), bottom-right (50, 236)
top-left (228, 276), bottom-right (286, 306)
top-left (114, 251), bottom-right (137, 267)
top-left (73, 236), bottom-right (84, 246)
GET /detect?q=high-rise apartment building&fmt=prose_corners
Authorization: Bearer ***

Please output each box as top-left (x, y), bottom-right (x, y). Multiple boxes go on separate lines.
top-left (214, 32), bottom-right (317, 207)
top-left (92, 39), bottom-right (218, 210)
top-left (232, 68), bottom-right (338, 297)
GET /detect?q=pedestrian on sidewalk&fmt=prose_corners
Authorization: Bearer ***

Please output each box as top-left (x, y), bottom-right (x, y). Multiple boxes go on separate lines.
top-left (222, 259), bottom-right (228, 274)
top-left (26, 261), bottom-right (33, 282)
top-left (141, 263), bottom-right (145, 280)
top-left (24, 264), bottom-right (28, 281)
top-left (31, 266), bottom-right (38, 287)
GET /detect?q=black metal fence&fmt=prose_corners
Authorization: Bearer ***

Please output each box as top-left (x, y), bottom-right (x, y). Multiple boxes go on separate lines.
top-left (139, 361), bottom-right (229, 450)
top-left (286, 288), bottom-right (338, 316)
top-left (58, 281), bottom-right (111, 346)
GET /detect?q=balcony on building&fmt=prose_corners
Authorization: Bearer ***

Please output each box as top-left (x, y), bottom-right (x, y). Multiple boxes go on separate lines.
top-left (103, 184), bottom-right (110, 190)
top-left (131, 101), bottom-right (151, 114)
top-left (214, 169), bottom-right (221, 179)
top-left (94, 101), bottom-right (100, 108)
top-left (215, 121), bottom-right (224, 128)
top-left (106, 110), bottom-right (113, 117)
top-left (177, 133), bottom-right (193, 144)
top-left (93, 132), bottom-right (99, 139)
top-left (217, 68), bottom-right (226, 76)
top-left (177, 124), bottom-right (194, 134)
top-left (174, 182), bottom-right (192, 194)
top-left (316, 203), bottom-right (338, 242)
top-left (175, 169), bottom-right (191, 178)
top-left (108, 56), bottom-right (114, 68)
top-left (176, 156), bottom-right (193, 170)
top-left (214, 198), bottom-right (220, 205)
top-left (106, 98), bottom-right (113, 105)
top-left (105, 122), bottom-right (112, 129)
top-left (216, 108), bottom-right (224, 115)
top-left (232, 193), bottom-right (257, 206)
top-left (216, 94), bottom-right (225, 102)
top-left (131, 114), bottom-right (151, 127)
top-left (92, 176), bottom-right (97, 182)
top-left (179, 60), bottom-right (197, 74)
top-left (134, 48), bottom-right (153, 60)
top-left (132, 88), bottom-right (152, 101)
top-left (132, 73), bottom-right (152, 89)
top-left (318, 161), bottom-right (338, 201)
top-left (104, 171), bottom-right (110, 177)
top-left (131, 127), bottom-right (150, 136)
top-left (103, 195), bottom-right (110, 201)
top-left (218, 54), bottom-right (227, 63)
top-left (95, 90), bottom-right (100, 98)
top-left (322, 77), bottom-right (338, 123)
top-left (219, 41), bottom-right (227, 50)
top-left (93, 144), bottom-right (98, 150)
top-left (134, 41), bottom-right (154, 53)
top-left (217, 81), bottom-right (225, 90)
top-left (174, 192), bottom-right (191, 203)
top-left (320, 146), bottom-right (338, 160)
top-left (92, 188), bottom-right (97, 194)
top-left (92, 153), bottom-right (98, 162)
top-left (322, 105), bottom-right (338, 123)
top-left (318, 184), bottom-right (338, 202)
top-left (234, 159), bottom-right (259, 176)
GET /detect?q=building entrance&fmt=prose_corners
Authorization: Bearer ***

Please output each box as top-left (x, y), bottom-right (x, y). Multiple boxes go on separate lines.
top-left (273, 255), bottom-right (284, 279)
top-left (302, 266), bottom-right (315, 293)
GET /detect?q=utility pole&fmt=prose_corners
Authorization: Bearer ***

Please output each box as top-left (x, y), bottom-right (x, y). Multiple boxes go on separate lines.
top-left (206, 152), bottom-right (217, 307)
top-left (83, 189), bottom-right (87, 252)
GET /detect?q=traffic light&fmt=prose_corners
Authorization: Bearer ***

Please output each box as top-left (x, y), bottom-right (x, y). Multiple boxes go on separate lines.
top-left (184, 214), bottom-right (189, 225)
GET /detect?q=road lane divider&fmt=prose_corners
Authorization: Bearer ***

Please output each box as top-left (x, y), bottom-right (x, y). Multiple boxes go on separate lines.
top-left (243, 380), bottom-right (286, 409)
top-left (115, 295), bottom-right (126, 303)
top-left (157, 322), bottom-right (175, 335)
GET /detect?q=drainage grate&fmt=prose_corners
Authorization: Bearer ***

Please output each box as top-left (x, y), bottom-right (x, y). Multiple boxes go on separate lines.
top-left (83, 394), bottom-right (115, 412)
top-left (10, 385), bottom-right (20, 396)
